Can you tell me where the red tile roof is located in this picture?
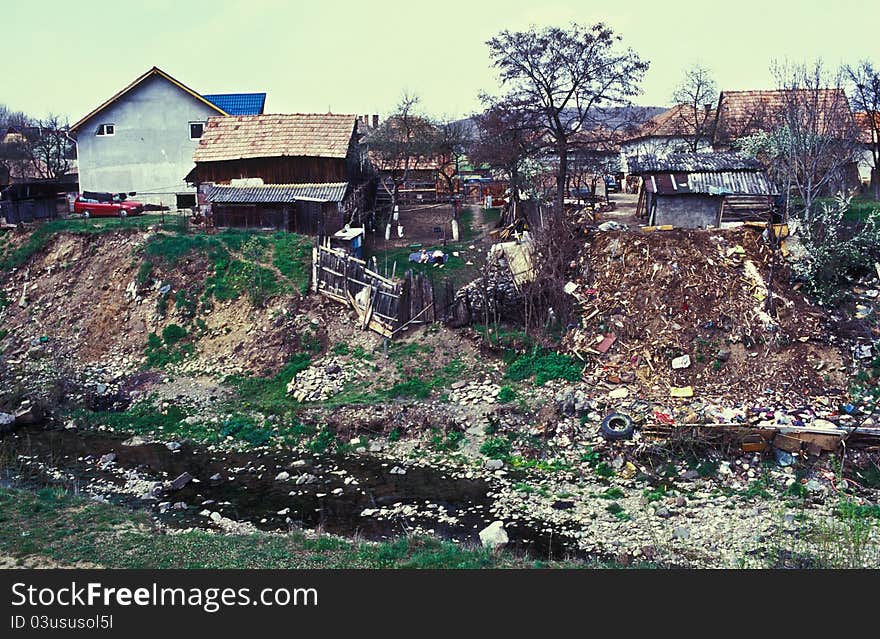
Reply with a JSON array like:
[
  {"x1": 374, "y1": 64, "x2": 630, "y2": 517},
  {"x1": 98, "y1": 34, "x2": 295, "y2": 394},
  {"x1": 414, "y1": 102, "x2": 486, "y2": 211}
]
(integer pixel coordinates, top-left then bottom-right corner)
[
  {"x1": 193, "y1": 113, "x2": 356, "y2": 163},
  {"x1": 855, "y1": 111, "x2": 880, "y2": 144},
  {"x1": 715, "y1": 89, "x2": 849, "y2": 143},
  {"x1": 629, "y1": 104, "x2": 717, "y2": 140}
]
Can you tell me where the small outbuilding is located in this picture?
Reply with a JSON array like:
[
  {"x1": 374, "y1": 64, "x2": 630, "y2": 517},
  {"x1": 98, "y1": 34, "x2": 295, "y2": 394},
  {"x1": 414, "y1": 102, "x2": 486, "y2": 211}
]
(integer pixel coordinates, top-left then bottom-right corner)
[{"x1": 628, "y1": 153, "x2": 777, "y2": 228}]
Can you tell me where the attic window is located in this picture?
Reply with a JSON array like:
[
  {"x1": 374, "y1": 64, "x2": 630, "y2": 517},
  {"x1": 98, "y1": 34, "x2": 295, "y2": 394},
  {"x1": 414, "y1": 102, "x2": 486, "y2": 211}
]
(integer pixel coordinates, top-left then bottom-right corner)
[
  {"x1": 96, "y1": 123, "x2": 115, "y2": 136},
  {"x1": 189, "y1": 122, "x2": 205, "y2": 139}
]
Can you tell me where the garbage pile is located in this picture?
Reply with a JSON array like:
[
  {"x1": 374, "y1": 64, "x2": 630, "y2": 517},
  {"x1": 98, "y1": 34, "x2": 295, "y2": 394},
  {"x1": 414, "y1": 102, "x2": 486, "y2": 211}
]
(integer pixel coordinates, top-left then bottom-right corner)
[{"x1": 563, "y1": 228, "x2": 849, "y2": 404}]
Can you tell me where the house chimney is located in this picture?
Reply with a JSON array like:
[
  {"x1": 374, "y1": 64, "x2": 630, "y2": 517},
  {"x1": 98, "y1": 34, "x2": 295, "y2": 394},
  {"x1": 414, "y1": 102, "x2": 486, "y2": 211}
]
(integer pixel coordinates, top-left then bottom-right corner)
[{"x1": 372, "y1": 114, "x2": 379, "y2": 128}]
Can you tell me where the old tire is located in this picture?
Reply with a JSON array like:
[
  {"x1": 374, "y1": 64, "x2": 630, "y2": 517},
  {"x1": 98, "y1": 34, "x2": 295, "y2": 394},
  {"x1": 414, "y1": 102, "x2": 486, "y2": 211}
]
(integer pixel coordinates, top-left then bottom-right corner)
[{"x1": 600, "y1": 412, "x2": 634, "y2": 441}]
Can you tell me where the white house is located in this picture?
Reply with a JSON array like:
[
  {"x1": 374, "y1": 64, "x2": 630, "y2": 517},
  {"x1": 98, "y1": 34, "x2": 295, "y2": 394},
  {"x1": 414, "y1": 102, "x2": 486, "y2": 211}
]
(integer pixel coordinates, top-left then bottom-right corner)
[{"x1": 68, "y1": 67, "x2": 265, "y2": 207}]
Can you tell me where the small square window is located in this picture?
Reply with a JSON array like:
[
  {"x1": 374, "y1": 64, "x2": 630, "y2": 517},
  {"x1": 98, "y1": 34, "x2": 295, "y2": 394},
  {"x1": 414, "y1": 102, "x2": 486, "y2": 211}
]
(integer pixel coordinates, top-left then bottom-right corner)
[
  {"x1": 189, "y1": 122, "x2": 205, "y2": 139},
  {"x1": 96, "y1": 123, "x2": 115, "y2": 136}
]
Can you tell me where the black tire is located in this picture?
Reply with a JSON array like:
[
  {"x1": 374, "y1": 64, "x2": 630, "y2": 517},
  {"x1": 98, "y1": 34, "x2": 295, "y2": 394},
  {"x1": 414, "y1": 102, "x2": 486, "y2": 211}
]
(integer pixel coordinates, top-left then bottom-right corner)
[{"x1": 599, "y1": 412, "x2": 634, "y2": 440}]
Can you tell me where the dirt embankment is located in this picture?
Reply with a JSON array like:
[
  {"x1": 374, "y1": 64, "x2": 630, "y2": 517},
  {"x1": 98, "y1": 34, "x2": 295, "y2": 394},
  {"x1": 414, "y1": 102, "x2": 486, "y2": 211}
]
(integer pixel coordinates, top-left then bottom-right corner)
[{"x1": 0, "y1": 229, "x2": 311, "y2": 379}]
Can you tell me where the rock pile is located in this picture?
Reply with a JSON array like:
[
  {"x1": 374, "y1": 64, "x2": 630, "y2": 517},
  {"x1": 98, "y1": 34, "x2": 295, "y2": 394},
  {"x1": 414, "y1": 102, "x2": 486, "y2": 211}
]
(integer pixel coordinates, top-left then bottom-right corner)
[
  {"x1": 286, "y1": 358, "x2": 349, "y2": 402},
  {"x1": 448, "y1": 380, "x2": 501, "y2": 405}
]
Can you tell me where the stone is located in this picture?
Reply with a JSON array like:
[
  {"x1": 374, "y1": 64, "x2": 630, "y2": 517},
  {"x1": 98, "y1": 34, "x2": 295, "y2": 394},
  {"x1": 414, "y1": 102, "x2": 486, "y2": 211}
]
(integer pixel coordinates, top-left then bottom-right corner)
[
  {"x1": 655, "y1": 506, "x2": 671, "y2": 518},
  {"x1": 170, "y1": 472, "x2": 193, "y2": 491},
  {"x1": 209, "y1": 473, "x2": 223, "y2": 482},
  {"x1": 484, "y1": 459, "x2": 504, "y2": 471},
  {"x1": 478, "y1": 521, "x2": 509, "y2": 550},
  {"x1": 671, "y1": 354, "x2": 691, "y2": 369},
  {"x1": 673, "y1": 526, "x2": 690, "y2": 540},
  {"x1": 295, "y1": 473, "x2": 317, "y2": 485},
  {"x1": 389, "y1": 466, "x2": 407, "y2": 475},
  {"x1": 99, "y1": 452, "x2": 117, "y2": 465},
  {"x1": 209, "y1": 511, "x2": 223, "y2": 523},
  {"x1": 275, "y1": 471, "x2": 291, "y2": 481},
  {"x1": 165, "y1": 442, "x2": 182, "y2": 452}
]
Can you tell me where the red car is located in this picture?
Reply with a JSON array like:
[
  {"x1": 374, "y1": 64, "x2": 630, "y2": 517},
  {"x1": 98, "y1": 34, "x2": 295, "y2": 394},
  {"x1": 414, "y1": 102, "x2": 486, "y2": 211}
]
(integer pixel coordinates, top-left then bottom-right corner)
[{"x1": 74, "y1": 191, "x2": 144, "y2": 217}]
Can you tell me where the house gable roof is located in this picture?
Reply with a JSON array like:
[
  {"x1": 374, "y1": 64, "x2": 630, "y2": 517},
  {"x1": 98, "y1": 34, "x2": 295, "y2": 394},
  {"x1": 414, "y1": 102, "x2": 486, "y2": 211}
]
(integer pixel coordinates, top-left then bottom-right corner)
[
  {"x1": 193, "y1": 113, "x2": 357, "y2": 163},
  {"x1": 714, "y1": 89, "x2": 849, "y2": 144},
  {"x1": 626, "y1": 103, "x2": 717, "y2": 141},
  {"x1": 69, "y1": 66, "x2": 228, "y2": 135}
]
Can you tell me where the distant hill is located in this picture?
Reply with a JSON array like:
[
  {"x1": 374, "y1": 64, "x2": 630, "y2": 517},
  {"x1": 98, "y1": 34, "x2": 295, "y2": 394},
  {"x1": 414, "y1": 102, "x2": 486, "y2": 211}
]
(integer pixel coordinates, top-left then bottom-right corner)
[{"x1": 455, "y1": 105, "x2": 668, "y2": 138}]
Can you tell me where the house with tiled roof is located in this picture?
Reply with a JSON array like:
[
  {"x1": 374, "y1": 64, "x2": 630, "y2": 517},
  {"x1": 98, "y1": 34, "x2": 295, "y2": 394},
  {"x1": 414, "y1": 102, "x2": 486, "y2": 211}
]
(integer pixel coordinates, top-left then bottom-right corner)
[
  {"x1": 712, "y1": 89, "x2": 850, "y2": 150},
  {"x1": 68, "y1": 67, "x2": 266, "y2": 207},
  {"x1": 188, "y1": 113, "x2": 366, "y2": 234},
  {"x1": 619, "y1": 103, "x2": 717, "y2": 171}
]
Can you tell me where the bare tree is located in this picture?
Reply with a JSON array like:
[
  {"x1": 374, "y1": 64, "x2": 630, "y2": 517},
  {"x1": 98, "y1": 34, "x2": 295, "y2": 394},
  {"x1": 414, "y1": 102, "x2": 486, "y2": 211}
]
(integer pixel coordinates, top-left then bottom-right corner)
[
  {"x1": 469, "y1": 99, "x2": 541, "y2": 219},
  {"x1": 365, "y1": 93, "x2": 441, "y2": 215},
  {"x1": 485, "y1": 22, "x2": 648, "y2": 217},
  {"x1": 769, "y1": 60, "x2": 859, "y2": 218},
  {"x1": 25, "y1": 114, "x2": 73, "y2": 180},
  {"x1": 671, "y1": 63, "x2": 718, "y2": 152},
  {"x1": 846, "y1": 60, "x2": 880, "y2": 199},
  {"x1": 435, "y1": 117, "x2": 470, "y2": 201}
]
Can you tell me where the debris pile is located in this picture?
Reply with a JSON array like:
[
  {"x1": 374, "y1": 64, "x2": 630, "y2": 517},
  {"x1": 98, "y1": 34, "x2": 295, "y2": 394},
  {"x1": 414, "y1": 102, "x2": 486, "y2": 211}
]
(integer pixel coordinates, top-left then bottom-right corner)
[
  {"x1": 286, "y1": 358, "x2": 350, "y2": 402},
  {"x1": 563, "y1": 228, "x2": 848, "y2": 403}
]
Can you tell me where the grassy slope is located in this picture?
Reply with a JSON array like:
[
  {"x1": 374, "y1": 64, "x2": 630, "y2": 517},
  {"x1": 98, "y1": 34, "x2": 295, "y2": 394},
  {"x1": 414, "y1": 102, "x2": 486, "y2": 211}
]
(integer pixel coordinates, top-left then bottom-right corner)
[{"x1": 0, "y1": 487, "x2": 594, "y2": 569}]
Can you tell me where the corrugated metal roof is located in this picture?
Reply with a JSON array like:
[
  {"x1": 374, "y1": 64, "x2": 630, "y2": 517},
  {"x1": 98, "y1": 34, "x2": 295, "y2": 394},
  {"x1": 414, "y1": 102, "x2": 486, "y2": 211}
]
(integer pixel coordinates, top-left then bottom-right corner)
[
  {"x1": 206, "y1": 182, "x2": 348, "y2": 204},
  {"x1": 687, "y1": 171, "x2": 775, "y2": 195},
  {"x1": 643, "y1": 171, "x2": 774, "y2": 195},
  {"x1": 203, "y1": 93, "x2": 267, "y2": 116},
  {"x1": 627, "y1": 152, "x2": 763, "y2": 174},
  {"x1": 193, "y1": 114, "x2": 356, "y2": 162}
]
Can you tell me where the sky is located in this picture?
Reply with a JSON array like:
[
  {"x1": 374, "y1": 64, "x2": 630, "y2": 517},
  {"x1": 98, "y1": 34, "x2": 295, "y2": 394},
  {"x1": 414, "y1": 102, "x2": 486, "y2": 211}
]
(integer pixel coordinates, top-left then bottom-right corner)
[{"x1": 2, "y1": 0, "x2": 878, "y2": 123}]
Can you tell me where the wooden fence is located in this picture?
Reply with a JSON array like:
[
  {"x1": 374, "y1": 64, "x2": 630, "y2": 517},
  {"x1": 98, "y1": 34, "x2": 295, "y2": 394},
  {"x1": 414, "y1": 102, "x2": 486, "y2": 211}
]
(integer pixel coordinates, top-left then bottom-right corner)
[{"x1": 312, "y1": 242, "x2": 437, "y2": 338}]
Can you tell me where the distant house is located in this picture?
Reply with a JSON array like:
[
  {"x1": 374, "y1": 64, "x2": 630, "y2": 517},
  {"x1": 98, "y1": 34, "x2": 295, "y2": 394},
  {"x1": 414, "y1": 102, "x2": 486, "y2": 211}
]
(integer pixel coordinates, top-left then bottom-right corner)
[
  {"x1": 620, "y1": 103, "x2": 716, "y2": 171},
  {"x1": 712, "y1": 89, "x2": 850, "y2": 150},
  {"x1": 68, "y1": 67, "x2": 266, "y2": 208},
  {"x1": 188, "y1": 113, "x2": 365, "y2": 234},
  {"x1": 628, "y1": 153, "x2": 776, "y2": 228}
]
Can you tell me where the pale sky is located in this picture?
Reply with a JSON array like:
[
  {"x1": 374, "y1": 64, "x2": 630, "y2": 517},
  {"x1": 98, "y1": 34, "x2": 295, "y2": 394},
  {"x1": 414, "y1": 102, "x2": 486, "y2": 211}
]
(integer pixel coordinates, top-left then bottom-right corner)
[{"x1": 2, "y1": 0, "x2": 878, "y2": 123}]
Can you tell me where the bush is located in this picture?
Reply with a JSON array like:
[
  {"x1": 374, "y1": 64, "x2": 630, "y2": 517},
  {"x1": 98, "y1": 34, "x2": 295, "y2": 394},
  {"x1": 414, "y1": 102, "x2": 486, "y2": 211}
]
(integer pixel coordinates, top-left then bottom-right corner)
[
  {"x1": 791, "y1": 194, "x2": 880, "y2": 303},
  {"x1": 480, "y1": 437, "x2": 511, "y2": 459},
  {"x1": 497, "y1": 386, "x2": 517, "y2": 402},
  {"x1": 162, "y1": 324, "x2": 187, "y2": 345},
  {"x1": 220, "y1": 416, "x2": 271, "y2": 446}
]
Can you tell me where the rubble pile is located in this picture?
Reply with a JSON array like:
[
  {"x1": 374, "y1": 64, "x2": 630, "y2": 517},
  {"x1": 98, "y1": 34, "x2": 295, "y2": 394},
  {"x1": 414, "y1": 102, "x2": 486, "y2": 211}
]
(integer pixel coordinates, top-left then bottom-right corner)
[
  {"x1": 285, "y1": 358, "x2": 350, "y2": 402},
  {"x1": 564, "y1": 228, "x2": 848, "y2": 403},
  {"x1": 448, "y1": 380, "x2": 501, "y2": 405}
]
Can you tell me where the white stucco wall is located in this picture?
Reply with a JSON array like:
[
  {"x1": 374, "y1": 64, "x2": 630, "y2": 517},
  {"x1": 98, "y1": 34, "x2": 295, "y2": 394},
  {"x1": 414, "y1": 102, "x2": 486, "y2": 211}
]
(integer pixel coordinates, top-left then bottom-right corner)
[{"x1": 73, "y1": 74, "x2": 220, "y2": 206}]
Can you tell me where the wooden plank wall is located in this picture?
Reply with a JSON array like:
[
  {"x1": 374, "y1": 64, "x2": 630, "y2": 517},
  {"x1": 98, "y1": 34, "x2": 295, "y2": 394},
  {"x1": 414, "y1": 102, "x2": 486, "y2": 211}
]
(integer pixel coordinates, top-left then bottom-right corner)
[{"x1": 313, "y1": 243, "x2": 437, "y2": 338}]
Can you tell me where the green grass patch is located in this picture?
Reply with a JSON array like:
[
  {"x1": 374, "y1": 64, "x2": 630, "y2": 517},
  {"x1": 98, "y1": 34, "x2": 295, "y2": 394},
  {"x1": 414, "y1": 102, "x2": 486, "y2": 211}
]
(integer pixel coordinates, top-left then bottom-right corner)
[{"x1": 506, "y1": 348, "x2": 582, "y2": 386}]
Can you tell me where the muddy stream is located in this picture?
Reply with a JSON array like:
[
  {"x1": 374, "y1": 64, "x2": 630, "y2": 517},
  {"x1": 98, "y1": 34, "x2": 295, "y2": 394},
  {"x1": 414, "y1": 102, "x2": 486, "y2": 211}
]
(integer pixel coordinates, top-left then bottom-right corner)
[{"x1": 2, "y1": 426, "x2": 576, "y2": 559}]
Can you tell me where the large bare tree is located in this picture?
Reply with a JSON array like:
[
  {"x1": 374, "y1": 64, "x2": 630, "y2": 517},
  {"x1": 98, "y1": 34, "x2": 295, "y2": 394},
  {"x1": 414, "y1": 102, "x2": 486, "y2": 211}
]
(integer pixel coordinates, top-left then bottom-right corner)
[
  {"x1": 671, "y1": 63, "x2": 718, "y2": 152},
  {"x1": 846, "y1": 60, "x2": 880, "y2": 199},
  {"x1": 485, "y1": 22, "x2": 648, "y2": 217}
]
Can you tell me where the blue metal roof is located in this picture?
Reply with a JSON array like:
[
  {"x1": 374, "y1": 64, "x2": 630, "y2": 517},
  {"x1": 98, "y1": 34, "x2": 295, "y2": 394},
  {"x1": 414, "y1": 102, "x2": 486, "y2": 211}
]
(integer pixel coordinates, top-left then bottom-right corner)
[{"x1": 202, "y1": 93, "x2": 266, "y2": 116}]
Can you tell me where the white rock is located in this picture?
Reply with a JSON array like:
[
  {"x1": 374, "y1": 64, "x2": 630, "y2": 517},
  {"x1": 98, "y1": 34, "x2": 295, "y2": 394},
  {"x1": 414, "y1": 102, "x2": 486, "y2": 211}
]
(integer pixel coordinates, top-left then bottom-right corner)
[{"x1": 479, "y1": 521, "x2": 509, "y2": 550}]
